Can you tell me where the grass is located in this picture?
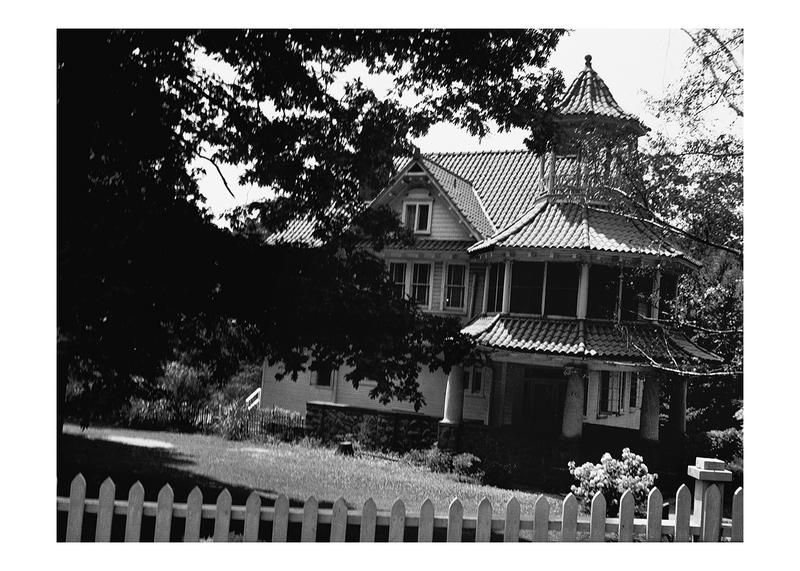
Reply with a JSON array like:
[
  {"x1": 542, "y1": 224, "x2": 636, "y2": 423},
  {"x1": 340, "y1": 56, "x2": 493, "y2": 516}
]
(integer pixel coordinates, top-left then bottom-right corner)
[{"x1": 58, "y1": 423, "x2": 564, "y2": 518}]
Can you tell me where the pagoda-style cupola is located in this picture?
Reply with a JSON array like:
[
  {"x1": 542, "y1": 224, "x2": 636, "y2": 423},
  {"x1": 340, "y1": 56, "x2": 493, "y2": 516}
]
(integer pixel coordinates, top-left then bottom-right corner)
[
  {"x1": 556, "y1": 55, "x2": 648, "y2": 137},
  {"x1": 544, "y1": 55, "x2": 650, "y2": 197}
]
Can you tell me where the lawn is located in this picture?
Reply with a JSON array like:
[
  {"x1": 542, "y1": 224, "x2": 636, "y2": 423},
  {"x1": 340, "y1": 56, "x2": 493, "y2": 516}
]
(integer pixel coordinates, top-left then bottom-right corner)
[{"x1": 58, "y1": 423, "x2": 564, "y2": 519}]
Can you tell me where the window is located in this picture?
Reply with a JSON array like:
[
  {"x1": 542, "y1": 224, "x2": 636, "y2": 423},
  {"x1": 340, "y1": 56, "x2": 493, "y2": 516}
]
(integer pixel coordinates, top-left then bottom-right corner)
[
  {"x1": 544, "y1": 263, "x2": 579, "y2": 317},
  {"x1": 465, "y1": 367, "x2": 483, "y2": 395},
  {"x1": 599, "y1": 371, "x2": 623, "y2": 415},
  {"x1": 510, "y1": 262, "x2": 545, "y2": 314},
  {"x1": 411, "y1": 263, "x2": 432, "y2": 307},
  {"x1": 445, "y1": 264, "x2": 467, "y2": 310},
  {"x1": 658, "y1": 273, "x2": 678, "y2": 321},
  {"x1": 485, "y1": 263, "x2": 505, "y2": 312},
  {"x1": 583, "y1": 376, "x2": 589, "y2": 417},
  {"x1": 403, "y1": 201, "x2": 432, "y2": 234},
  {"x1": 628, "y1": 372, "x2": 640, "y2": 408},
  {"x1": 587, "y1": 265, "x2": 620, "y2": 319},
  {"x1": 621, "y1": 268, "x2": 653, "y2": 321},
  {"x1": 312, "y1": 363, "x2": 333, "y2": 387},
  {"x1": 389, "y1": 262, "x2": 407, "y2": 299}
]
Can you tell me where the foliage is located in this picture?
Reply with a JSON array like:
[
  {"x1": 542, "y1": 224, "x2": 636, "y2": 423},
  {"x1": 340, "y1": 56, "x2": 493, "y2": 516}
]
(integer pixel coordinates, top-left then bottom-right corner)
[
  {"x1": 215, "y1": 404, "x2": 250, "y2": 441},
  {"x1": 403, "y1": 447, "x2": 485, "y2": 484},
  {"x1": 57, "y1": 29, "x2": 567, "y2": 426},
  {"x1": 639, "y1": 29, "x2": 744, "y2": 435},
  {"x1": 567, "y1": 448, "x2": 657, "y2": 515}
]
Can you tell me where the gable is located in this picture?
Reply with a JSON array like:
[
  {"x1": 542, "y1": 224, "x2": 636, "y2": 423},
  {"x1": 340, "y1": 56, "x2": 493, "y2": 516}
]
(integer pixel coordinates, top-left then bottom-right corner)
[{"x1": 385, "y1": 186, "x2": 474, "y2": 241}]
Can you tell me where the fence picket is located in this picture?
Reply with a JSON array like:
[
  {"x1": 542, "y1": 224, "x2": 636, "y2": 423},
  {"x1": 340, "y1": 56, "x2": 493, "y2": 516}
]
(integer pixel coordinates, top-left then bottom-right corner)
[
  {"x1": 154, "y1": 484, "x2": 174, "y2": 542},
  {"x1": 213, "y1": 489, "x2": 232, "y2": 542},
  {"x1": 731, "y1": 487, "x2": 743, "y2": 542},
  {"x1": 589, "y1": 492, "x2": 606, "y2": 542},
  {"x1": 533, "y1": 495, "x2": 550, "y2": 542},
  {"x1": 330, "y1": 497, "x2": 348, "y2": 542},
  {"x1": 359, "y1": 498, "x2": 376, "y2": 543},
  {"x1": 646, "y1": 487, "x2": 663, "y2": 542},
  {"x1": 183, "y1": 487, "x2": 203, "y2": 542},
  {"x1": 244, "y1": 492, "x2": 262, "y2": 542},
  {"x1": 389, "y1": 499, "x2": 406, "y2": 542},
  {"x1": 504, "y1": 497, "x2": 520, "y2": 542},
  {"x1": 618, "y1": 489, "x2": 634, "y2": 542},
  {"x1": 476, "y1": 498, "x2": 492, "y2": 542},
  {"x1": 94, "y1": 477, "x2": 115, "y2": 542},
  {"x1": 301, "y1": 496, "x2": 319, "y2": 542},
  {"x1": 124, "y1": 481, "x2": 145, "y2": 542},
  {"x1": 272, "y1": 494, "x2": 290, "y2": 542},
  {"x1": 561, "y1": 493, "x2": 578, "y2": 542},
  {"x1": 447, "y1": 498, "x2": 463, "y2": 543},
  {"x1": 674, "y1": 484, "x2": 691, "y2": 542},
  {"x1": 418, "y1": 499, "x2": 434, "y2": 542},
  {"x1": 65, "y1": 474, "x2": 86, "y2": 542},
  {"x1": 701, "y1": 484, "x2": 722, "y2": 542},
  {"x1": 57, "y1": 469, "x2": 745, "y2": 544}
]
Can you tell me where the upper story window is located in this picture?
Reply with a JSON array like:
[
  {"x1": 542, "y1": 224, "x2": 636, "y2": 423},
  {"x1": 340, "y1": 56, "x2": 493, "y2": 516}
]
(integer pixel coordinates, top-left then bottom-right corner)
[
  {"x1": 403, "y1": 201, "x2": 432, "y2": 234},
  {"x1": 587, "y1": 265, "x2": 620, "y2": 319},
  {"x1": 411, "y1": 262, "x2": 432, "y2": 307},
  {"x1": 658, "y1": 273, "x2": 678, "y2": 321},
  {"x1": 621, "y1": 268, "x2": 654, "y2": 321},
  {"x1": 389, "y1": 262, "x2": 407, "y2": 299},
  {"x1": 485, "y1": 262, "x2": 505, "y2": 313},
  {"x1": 510, "y1": 262, "x2": 545, "y2": 314},
  {"x1": 444, "y1": 264, "x2": 467, "y2": 310},
  {"x1": 544, "y1": 263, "x2": 579, "y2": 317}
]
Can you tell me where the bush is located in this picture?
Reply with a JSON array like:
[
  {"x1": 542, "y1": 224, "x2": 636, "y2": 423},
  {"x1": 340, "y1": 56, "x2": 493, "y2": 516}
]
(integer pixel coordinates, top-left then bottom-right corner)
[
  {"x1": 216, "y1": 404, "x2": 250, "y2": 441},
  {"x1": 403, "y1": 447, "x2": 485, "y2": 484},
  {"x1": 567, "y1": 448, "x2": 657, "y2": 516},
  {"x1": 125, "y1": 398, "x2": 174, "y2": 428}
]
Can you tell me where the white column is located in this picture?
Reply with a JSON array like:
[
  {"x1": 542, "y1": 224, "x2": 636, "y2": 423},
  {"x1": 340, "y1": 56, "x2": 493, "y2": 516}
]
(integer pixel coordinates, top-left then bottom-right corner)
[
  {"x1": 561, "y1": 369, "x2": 585, "y2": 439},
  {"x1": 639, "y1": 374, "x2": 660, "y2": 442},
  {"x1": 442, "y1": 365, "x2": 465, "y2": 424},
  {"x1": 501, "y1": 259, "x2": 512, "y2": 313},
  {"x1": 576, "y1": 263, "x2": 589, "y2": 318}
]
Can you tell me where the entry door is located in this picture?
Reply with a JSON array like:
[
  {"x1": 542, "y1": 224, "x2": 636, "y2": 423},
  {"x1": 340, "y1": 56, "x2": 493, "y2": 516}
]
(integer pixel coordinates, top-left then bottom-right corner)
[{"x1": 523, "y1": 379, "x2": 566, "y2": 436}]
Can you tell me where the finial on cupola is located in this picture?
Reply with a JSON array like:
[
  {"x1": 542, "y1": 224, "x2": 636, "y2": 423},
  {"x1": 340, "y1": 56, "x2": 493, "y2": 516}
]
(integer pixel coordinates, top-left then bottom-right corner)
[{"x1": 585, "y1": 54, "x2": 593, "y2": 69}]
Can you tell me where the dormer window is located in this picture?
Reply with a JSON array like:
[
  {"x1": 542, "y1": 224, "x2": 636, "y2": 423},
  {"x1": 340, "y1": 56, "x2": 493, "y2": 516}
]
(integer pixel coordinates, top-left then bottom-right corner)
[{"x1": 403, "y1": 201, "x2": 432, "y2": 234}]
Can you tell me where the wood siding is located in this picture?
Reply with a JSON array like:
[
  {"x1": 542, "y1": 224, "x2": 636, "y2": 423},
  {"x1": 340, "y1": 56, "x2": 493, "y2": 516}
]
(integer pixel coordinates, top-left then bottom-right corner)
[
  {"x1": 388, "y1": 187, "x2": 473, "y2": 241},
  {"x1": 261, "y1": 361, "x2": 488, "y2": 422}
]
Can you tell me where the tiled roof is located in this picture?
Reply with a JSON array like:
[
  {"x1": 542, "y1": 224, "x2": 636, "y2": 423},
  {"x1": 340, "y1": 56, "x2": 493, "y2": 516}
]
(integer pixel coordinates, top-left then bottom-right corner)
[
  {"x1": 556, "y1": 55, "x2": 646, "y2": 132},
  {"x1": 469, "y1": 199, "x2": 690, "y2": 262},
  {"x1": 420, "y1": 157, "x2": 496, "y2": 237},
  {"x1": 264, "y1": 217, "x2": 321, "y2": 246},
  {"x1": 423, "y1": 151, "x2": 578, "y2": 230},
  {"x1": 463, "y1": 315, "x2": 721, "y2": 364},
  {"x1": 378, "y1": 239, "x2": 476, "y2": 252}
]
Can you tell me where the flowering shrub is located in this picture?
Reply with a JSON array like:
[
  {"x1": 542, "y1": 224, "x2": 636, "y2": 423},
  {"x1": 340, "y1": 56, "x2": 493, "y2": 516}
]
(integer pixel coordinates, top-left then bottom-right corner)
[{"x1": 567, "y1": 448, "x2": 657, "y2": 515}]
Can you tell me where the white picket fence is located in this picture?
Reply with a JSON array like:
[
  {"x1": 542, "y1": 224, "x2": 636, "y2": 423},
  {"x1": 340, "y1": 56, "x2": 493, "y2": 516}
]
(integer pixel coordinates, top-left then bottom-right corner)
[{"x1": 57, "y1": 473, "x2": 742, "y2": 542}]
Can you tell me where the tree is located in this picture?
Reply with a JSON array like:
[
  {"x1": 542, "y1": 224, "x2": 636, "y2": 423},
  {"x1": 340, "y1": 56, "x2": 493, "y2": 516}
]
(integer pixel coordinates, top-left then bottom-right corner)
[
  {"x1": 57, "y1": 29, "x2": 567, "y2": 429},
  {"x1": 641, "y1": 29, "x2": 743, "y2": 433}
]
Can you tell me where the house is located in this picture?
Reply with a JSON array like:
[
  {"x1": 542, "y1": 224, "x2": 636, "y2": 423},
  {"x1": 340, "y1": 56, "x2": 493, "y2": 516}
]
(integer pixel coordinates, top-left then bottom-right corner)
[{"x1": 259, "y1": 55, "x2": 721, "y2": 455}]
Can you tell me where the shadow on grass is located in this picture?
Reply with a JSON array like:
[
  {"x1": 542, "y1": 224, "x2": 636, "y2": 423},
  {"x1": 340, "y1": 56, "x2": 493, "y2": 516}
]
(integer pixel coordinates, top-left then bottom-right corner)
[{"x1": 57, "y1": 432, "x2": 289, "y2": 541}]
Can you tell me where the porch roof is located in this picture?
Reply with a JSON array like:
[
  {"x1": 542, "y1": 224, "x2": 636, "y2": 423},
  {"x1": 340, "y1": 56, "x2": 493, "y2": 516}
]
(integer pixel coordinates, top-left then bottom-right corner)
[{"x1": 462, "y1": 314, "x2": 722, "y2": 365}]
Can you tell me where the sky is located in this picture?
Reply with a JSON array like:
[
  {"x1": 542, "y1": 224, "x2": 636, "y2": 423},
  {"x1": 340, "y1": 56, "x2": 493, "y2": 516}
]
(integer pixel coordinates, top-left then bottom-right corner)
[{"x1": 198, "y1": 29, "x2": 694, "y2": 218}]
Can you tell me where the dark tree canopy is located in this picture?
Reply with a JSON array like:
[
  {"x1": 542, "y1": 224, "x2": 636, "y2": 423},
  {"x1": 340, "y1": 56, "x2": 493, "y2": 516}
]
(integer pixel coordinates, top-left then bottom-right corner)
[{"x1": 58, "y1": 29, "x2": 567, "y2": 424}]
